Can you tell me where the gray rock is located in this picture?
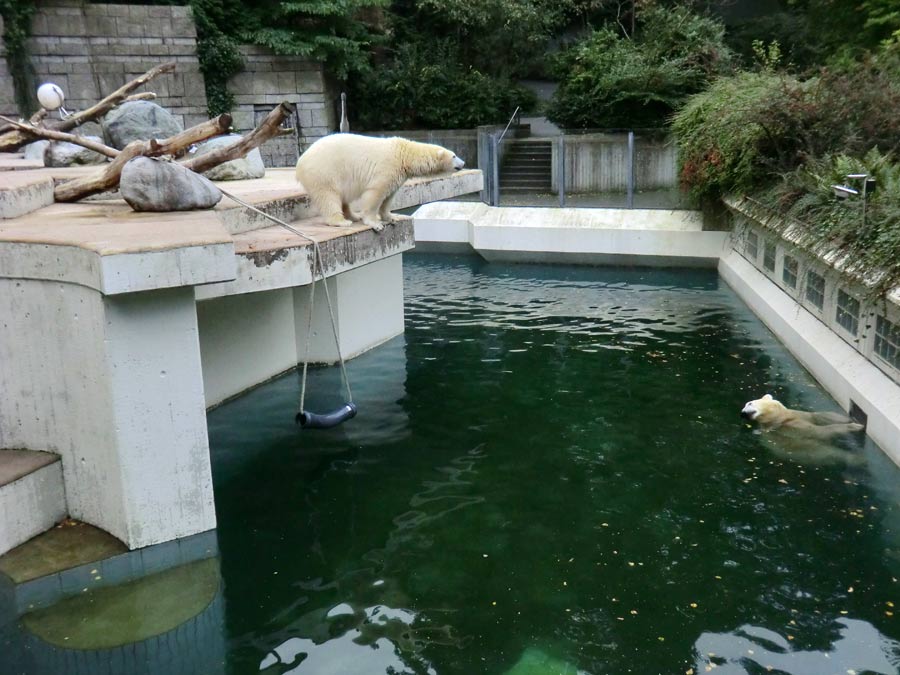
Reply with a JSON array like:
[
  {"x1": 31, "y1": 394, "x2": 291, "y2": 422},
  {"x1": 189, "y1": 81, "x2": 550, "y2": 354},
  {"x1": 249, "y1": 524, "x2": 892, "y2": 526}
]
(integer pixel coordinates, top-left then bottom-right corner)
[
  {"x1": 102, "y1": 101, "x2": 183, "y2": 150},
  {"x1": 190, "y1": 134, "x2": 266, "y2": 181},
  {"x1": 45, "y1": 136, "x2": 109, "y2": 167},
  {"x1": 23, "y1": 140, "x2": 49, "y2": 163},
  {"x1": 120, "y1": 157, "x2": 222, "y2": 212}
]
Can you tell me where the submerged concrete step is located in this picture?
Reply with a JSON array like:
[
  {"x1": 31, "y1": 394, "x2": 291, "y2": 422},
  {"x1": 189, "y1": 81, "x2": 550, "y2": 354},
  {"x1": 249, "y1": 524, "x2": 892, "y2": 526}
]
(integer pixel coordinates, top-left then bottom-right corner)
[{"x1": 0, "y1": 450, "x2": 66, "y2": 557}]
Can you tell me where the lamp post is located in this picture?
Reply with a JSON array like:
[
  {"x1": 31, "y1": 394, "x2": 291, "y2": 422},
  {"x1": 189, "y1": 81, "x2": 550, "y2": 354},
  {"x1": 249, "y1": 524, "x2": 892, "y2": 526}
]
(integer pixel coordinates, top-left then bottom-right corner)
[{"x1": 831, "y1": 173, "x2": 876, "y2": 230}]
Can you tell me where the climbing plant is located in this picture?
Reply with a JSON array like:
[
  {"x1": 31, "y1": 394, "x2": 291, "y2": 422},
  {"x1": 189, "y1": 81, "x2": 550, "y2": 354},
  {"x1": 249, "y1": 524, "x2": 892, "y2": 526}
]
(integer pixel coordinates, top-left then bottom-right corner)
[{"x1": 0, "y1": 0, "x2": 37, "y2": 116}]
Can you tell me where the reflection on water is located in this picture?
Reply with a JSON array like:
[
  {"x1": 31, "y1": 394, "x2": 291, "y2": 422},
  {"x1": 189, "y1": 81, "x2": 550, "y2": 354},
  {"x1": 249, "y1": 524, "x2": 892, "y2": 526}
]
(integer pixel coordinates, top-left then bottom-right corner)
[
  {"x1": 695, "y1": 619, "x2": 900, "y2": 674},
  {"x1": 260, "y1": 603, "x2": 459, "y2": 674},
  {"x1": 207, "y1": 254, "x2": 900, "y2": 674}
]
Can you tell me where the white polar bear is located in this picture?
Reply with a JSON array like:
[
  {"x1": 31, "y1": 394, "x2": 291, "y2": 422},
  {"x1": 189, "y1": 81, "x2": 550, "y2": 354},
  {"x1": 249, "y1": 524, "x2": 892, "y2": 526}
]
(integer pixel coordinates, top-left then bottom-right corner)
[
  {"x1": 295, "y1": 133, "x2": 465, "y2": 232},
  {"x1": 741, "y1": 394, "x2": 865, "y2": 465}
]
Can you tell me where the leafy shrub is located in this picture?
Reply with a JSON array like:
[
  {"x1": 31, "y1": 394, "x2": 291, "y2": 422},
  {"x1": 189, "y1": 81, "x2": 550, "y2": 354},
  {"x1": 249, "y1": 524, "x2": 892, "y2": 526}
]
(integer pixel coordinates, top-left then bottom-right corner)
[
  {"x1": 673, "y1": 50, "x2": 900, "y2": 203},
  {"x1": 761, "y1": 150, "x2": 900, "y2": 296},
  {"x1": 546, "y1": 4, "x2": 733, "y2": 129},
  {"x1": 351, "y1": 40, "x2": 536, "y2": 130}
]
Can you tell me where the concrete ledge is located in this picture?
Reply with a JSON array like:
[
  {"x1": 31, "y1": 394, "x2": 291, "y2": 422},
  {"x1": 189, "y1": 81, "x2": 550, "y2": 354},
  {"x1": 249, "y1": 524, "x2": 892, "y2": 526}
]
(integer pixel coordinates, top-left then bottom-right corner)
[
  {"x1": 0, "y1": 173, "x2": 54, "y2": 220},
  {"x1": 719, "y1": 249, "x2": 900, "y2": 464},
  {"x1": 0, "y1": 454, "x2": 66, "y2": 558},
  {"x1": 414, "y1": 202, "x2": 726, "y2": 267}
]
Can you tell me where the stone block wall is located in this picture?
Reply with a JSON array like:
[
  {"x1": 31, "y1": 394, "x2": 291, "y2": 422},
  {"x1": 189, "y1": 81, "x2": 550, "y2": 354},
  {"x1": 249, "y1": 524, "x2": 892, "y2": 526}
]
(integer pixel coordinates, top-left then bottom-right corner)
[
  {"x1": 0, "y1": 2, "x2": 336, "y2": 166},
  {"x1": 228, "y1": 45, "x2": 337, "y2": 166},
  {"x1": 11, "y1": 1, "x2": 209, "y2": 128}
]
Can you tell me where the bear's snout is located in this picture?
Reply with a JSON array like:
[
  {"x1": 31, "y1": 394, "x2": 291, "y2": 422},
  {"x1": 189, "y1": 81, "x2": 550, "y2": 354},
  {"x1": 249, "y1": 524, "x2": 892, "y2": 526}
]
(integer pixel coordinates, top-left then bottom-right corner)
[
  {"x1": 452, "y1": 155, "x2": 465, "y2": 170},
  {"x1": 740, "y1": 402, "x2": 758, "y2": 420}
]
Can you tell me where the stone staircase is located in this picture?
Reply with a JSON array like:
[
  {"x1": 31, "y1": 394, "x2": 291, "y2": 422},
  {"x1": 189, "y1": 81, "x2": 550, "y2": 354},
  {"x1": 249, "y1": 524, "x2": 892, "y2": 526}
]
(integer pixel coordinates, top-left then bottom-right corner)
[
  {"x1": 0, "y1": 450, "x2": 66, "y2": 558},
  {"x1": 499, "y1": 140, "x2": 553, "y2": 192}
]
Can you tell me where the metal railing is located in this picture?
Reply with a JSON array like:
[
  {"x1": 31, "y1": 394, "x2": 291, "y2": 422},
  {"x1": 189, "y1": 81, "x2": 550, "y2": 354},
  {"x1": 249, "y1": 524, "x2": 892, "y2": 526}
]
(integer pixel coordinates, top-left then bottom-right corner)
[{"x1": 481, "y1": 128, "x2": 679, "y2": 210}]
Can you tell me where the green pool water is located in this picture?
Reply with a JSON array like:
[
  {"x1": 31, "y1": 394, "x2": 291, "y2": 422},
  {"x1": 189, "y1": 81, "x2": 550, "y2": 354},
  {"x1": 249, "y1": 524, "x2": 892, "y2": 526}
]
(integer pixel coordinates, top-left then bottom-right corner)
[
  {"x1": 209, "y1": 254, "x2": 900, "y2": 675},
  {"x1": 3, "y1": 253, "x2": 899, "y2": 675}
]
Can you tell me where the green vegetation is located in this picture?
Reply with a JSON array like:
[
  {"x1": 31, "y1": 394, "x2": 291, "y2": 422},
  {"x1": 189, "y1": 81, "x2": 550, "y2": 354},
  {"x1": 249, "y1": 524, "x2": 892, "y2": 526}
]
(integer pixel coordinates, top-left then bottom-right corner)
[
  {"x1": 546, "y1": 5, "x2": 733, "y2": 129},
  {"x1": 674, "y1": 46, "x2": 900, "y2": 294},
  {"x1": 0, "y1": 0, "x2": 37, "y2": 115}
]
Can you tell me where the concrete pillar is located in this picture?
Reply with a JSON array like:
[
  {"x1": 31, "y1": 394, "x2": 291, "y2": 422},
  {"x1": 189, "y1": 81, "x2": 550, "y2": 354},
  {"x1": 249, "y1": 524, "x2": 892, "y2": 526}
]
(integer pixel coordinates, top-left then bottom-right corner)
[
  {"x1": 197, "y1": 289, "x2": 298, "y2": 408},
  {"x1": 293, "y1": 254, "x2": 405, "y2": 364},
  {"x1": 0, "y1": 279, "x2": 215, "y2": 550}
]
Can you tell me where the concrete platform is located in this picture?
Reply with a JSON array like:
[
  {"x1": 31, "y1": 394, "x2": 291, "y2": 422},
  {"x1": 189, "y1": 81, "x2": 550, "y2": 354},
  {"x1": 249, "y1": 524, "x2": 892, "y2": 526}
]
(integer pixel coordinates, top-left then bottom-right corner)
[
  {"x1": 413, "y1": 201, "x2": 726, "y2": 267},
  {"x1": 0, "y1": 162, "x2": 483, "y2": 552}
]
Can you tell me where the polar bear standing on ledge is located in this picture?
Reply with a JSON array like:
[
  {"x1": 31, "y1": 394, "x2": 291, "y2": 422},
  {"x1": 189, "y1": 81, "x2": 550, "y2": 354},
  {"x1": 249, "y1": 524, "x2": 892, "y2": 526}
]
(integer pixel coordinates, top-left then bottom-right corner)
[{"x1": 296, "y1": 133, "x2": 465, "y2": 232}]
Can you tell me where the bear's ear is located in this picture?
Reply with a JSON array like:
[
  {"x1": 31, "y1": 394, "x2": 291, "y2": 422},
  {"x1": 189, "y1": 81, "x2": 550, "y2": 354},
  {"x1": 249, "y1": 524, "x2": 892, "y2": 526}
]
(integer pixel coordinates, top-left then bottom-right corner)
[{"x1": 762, "y1": 394, "x2": 773, "y2": 400}]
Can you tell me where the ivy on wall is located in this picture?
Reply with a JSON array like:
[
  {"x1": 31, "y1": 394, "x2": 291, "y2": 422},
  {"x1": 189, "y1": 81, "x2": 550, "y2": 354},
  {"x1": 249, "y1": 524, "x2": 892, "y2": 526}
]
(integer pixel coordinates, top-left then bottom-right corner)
[{"x1": 0, "y1": 0, "x2": 37, "y2": 116}]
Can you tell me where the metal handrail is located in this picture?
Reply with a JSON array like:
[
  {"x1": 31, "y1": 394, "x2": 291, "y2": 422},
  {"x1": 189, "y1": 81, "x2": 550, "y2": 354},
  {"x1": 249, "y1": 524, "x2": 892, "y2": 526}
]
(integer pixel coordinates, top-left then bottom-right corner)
[{"x1": 497, "y1": 106, "x2": 521, "y2": 145}]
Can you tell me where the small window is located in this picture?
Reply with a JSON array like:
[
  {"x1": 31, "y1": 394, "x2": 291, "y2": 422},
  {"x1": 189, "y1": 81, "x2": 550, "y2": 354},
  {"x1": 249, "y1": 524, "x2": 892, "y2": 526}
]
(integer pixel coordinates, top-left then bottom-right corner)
[
  {"x1": 835, "y1": 289, "x2": 860, "y2": 336},
  {"x1": 763, "y1": 241, "x2": 776, "y2": 272},
  {"x1": 874, "y1": 315, "x2": 900, "y2": 369},
  {"x1": 805, "y1": 270, "x2": 824, "y2": 310},
  {"x1": 782, "y1": 255, "x2": 798, "y2": 289},
  {"x1": 744, "y1": 231, "x2": 758, "y2": 260}
]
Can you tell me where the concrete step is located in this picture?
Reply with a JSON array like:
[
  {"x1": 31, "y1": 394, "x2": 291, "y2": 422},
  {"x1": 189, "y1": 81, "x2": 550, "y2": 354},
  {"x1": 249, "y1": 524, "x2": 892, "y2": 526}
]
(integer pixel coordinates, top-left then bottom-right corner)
[{"x1": 0, "y1": 450, "x2": 67, "y2": 558}]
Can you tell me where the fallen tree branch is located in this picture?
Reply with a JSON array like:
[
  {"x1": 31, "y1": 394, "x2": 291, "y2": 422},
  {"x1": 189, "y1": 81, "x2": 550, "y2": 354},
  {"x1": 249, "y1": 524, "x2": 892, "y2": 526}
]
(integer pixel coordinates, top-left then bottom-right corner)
[
  {"x1": 0, "y1": 61, "x2": 176, "y2": 152},
  {"x1": 54, "y1": 113, "x2": 233, "y2": 202},
  {"x1": 0, "y1": 115, "x2": 120, "y2": 158},
  {"x1": 181, "y1": 101, "x2": 296, "y2": 174}
]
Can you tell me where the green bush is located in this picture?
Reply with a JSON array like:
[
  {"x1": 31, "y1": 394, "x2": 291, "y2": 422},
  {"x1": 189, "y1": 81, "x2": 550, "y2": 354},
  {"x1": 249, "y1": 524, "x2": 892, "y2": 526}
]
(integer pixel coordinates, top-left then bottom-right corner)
[
  {"x1": 546, "y1": 4, "x2": 733, "y2": 129},
  {"x1": 673, "y1": 51, "x2": 900, "y2": 203},
  {"x1": 351, "y1": 40, "x2": 536, "y2": 130},
  {"x1": 762, "y1": 150, "x2": 900, "y2": 296}
]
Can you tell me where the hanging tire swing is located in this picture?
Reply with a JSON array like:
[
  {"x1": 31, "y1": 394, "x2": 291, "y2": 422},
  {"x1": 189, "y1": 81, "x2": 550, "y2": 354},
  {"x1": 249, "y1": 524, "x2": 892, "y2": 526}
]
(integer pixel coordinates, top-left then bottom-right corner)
[{"x1": 218, "y1": 188, "x2": 356, "y2": 430}]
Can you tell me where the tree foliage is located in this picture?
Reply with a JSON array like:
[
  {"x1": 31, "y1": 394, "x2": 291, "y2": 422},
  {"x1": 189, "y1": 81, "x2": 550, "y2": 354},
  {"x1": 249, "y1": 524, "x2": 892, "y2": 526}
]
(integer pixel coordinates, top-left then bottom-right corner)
[
  {"x1": 351, "y1": 40, "x2": 536, "y2": 130},
  {"x1": 673, "y1": 50, "x2": 900, "y2": 202},
  {"x1": 546, "y1": 4, "x2": 733, "y2": 129}
]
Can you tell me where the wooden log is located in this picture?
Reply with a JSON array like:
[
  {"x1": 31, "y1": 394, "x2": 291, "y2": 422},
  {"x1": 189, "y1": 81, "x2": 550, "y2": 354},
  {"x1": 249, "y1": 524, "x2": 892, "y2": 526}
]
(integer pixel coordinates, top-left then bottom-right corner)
[
  {"x1": 0, "y1": 115, "x2": 119, "y2": 158},
  {"x1": 54, "y1": 113, "x2": 233, "y2": 202},
  {"x1": 181, "y1": 102, "x2": 296, "y2": 174},
  {"x1": 0, "y1": 61, "x2": 176, "y2": 152}
]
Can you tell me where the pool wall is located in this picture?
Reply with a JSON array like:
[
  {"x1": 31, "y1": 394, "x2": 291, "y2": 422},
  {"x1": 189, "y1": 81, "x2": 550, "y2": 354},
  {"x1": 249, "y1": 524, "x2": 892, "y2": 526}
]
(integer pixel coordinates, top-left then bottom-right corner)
[{"x1": 413, "y1": 202, "x2": 728, "y2": 267}]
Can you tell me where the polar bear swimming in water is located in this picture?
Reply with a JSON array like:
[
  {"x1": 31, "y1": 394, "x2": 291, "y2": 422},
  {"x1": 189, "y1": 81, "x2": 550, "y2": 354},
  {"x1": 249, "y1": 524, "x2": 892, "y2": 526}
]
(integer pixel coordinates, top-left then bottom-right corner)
[
  {"x1": 295, "y1": 133, "x2": 465, "y2": 232},
  {"x1": 741, "y1": 394, "x2": 865, "y2": 465}
]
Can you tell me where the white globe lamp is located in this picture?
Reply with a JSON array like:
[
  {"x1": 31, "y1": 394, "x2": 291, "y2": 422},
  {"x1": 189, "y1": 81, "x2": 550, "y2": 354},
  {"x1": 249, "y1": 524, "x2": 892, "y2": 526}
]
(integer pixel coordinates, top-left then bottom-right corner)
[{"x1": 36, "y1": 83, "x2": 66, "y2": 112}]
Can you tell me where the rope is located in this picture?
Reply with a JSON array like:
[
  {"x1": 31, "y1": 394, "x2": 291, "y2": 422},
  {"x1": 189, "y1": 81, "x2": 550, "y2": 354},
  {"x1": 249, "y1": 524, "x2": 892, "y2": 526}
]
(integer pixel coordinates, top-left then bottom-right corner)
[{"x1": 216, "y1": 187, "x2": 353, "y2": 407}]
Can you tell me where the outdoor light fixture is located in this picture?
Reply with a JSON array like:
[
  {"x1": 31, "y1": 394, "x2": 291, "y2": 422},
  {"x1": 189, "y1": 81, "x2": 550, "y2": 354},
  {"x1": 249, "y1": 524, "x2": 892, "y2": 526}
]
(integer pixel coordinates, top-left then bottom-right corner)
[
  {"x1": 831, "y1": 184, "x2": 859, "y2": 200},
  {"x1": 832, "y1": 173, "x2": 876, "y2": 228},
  {"x1": 36, "y1": 82, "x2": 69, "y2": 117}
]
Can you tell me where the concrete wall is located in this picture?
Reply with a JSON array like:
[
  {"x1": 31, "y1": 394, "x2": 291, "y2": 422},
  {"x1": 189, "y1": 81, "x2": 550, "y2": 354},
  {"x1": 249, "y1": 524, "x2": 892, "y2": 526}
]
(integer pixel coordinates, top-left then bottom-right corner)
[
  {"x1": 227, "y1": 45, "x2": 336, "y2": 166},
  {"x1": 412, "y1": 202, "x2": 726, "y2": 267},
  {"x1": 0, "y1": 2, "x2": 336, "y2": 166},
  {"x1": 551, "y1": 134, "x2": 678, "y2": 193},
  {"x1": 197, "y1": 289, "x2": 298, "y2": 408},
  {"x1": 365, "y1": 129, "x2": 480, "y2": 170},
  {"x1": 0, "y1": 278, "x2": 216, "y2": 550},
  {"x1": 1, "y1": 1, "x2": 208, "y2": 127}
]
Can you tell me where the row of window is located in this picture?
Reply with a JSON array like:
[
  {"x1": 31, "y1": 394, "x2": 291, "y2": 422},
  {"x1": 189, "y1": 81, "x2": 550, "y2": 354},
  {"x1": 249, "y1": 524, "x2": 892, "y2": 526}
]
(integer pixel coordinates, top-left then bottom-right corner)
[{"x1": 743, "y1": 229, "x2": 900, "y2": 373}]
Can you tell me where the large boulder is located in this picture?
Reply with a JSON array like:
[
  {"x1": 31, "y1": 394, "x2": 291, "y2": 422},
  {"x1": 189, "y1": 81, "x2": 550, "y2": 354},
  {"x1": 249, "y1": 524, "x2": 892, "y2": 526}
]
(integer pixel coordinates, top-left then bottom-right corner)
[
  {"x1": 44, "y1": 137, "x2": 108, "y2": 167},
  {"x1": 22, "y1": 140, "x2": 49, "y2": 163},
  {"x1": 120, "y1": 157, "x2": 222, "y2": 212},
  {"x1": 102, "y1": 101, "x2": 183, "y2": 150},
  {"x1": 190, "y1": 134, "x2": 266, "y2": 181}
]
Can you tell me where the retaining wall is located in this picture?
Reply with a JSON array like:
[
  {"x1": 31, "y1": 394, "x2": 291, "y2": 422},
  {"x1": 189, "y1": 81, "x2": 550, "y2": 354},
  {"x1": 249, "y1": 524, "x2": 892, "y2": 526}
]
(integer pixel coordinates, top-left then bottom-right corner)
[{"x1": 551, "y1": 133, "x2": 678, "y2": 193}]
